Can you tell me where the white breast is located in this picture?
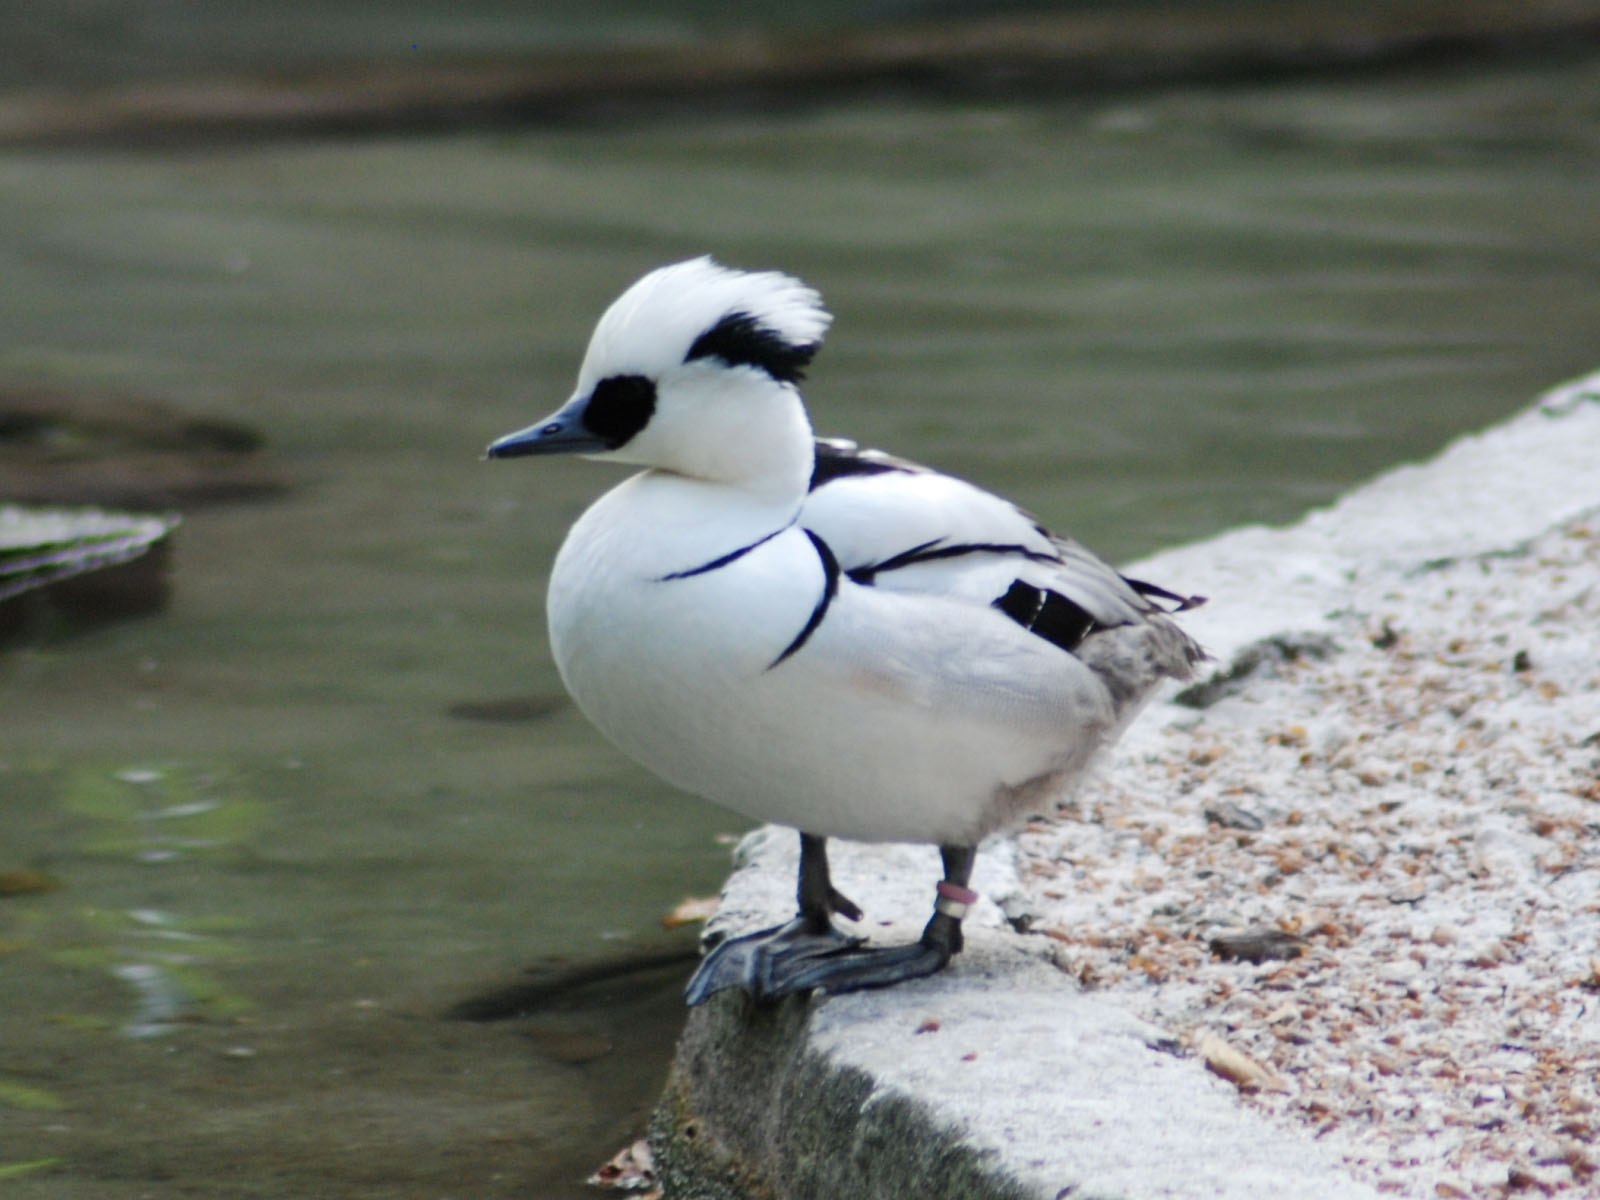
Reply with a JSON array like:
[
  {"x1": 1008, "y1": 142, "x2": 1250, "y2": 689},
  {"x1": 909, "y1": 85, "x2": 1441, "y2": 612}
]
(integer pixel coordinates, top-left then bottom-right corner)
[{"x1": 547, "y1": 471, "x2": 1120, "y2": 844}]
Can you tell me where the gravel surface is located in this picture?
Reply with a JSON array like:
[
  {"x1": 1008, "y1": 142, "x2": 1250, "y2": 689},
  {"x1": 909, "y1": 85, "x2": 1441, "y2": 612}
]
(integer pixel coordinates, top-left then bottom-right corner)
[{"x1": 1014, "y1": 380, "x2": 1600, "y2": 1198}]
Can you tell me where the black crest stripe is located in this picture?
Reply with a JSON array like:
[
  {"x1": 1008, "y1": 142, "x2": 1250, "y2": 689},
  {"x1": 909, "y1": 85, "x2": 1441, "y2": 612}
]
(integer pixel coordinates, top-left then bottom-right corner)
[
  {"x1": 686, "y1": 311, "x2": 817, "y2": 384},
  {"x1": 768, "y1": 530, "x2": 840, "y2": 670}
]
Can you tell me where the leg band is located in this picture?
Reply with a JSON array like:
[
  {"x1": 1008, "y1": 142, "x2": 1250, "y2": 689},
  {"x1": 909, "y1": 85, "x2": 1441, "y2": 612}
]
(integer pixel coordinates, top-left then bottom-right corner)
[{"x1": 934, "y1": 881, "x2": 979, "y2": 920}]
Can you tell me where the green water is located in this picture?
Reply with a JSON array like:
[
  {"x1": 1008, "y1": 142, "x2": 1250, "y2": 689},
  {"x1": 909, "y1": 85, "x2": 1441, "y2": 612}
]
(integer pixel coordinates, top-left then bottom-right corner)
[{"x1": 3, "y1": 52, "x2": 1599, "y2": 1198}]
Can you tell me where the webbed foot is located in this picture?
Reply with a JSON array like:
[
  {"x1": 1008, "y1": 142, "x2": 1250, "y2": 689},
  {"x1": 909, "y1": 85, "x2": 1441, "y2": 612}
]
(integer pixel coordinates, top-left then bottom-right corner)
[
  {"x1": 684, "y1": 917, "x2": 863, "y2": 1006},
  {"x1": 684, "y1": 834, "x2": 977, "y2": 1006},
  {"x1": 685, "y1": 910, "x2": 964, "y2": 1005},
  {"x1": 775, "y1": 913, "x2": 961, "y2": 997}
]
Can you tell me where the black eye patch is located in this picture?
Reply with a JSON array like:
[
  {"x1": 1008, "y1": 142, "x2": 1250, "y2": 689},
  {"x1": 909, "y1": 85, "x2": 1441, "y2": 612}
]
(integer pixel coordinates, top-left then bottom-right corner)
[
  {"x1": 686, "y1": 311, "x2": 818, "y2": 384},
  {"x1": 582, "y1": 374, "x2": 657, "y2": 449}
]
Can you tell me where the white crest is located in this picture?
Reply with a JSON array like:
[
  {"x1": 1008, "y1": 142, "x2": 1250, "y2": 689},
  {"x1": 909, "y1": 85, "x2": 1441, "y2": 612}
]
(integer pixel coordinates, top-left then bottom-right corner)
[{"x1": 575, "y1": 256, "x2": 832, "y2": 390}]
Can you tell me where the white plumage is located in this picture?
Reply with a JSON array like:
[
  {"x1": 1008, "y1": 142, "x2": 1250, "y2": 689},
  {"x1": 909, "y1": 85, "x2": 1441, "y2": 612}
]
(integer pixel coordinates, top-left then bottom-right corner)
[{"x1": 488, "y1": 257, "x2": 1204, "y2": 1001}]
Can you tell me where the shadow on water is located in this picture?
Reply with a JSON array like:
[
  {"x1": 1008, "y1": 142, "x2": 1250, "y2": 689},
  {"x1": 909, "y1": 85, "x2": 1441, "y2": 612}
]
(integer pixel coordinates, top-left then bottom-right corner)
[
  {"x1": 447, "y1": 948, "x2": 701, "y2": 1024},
  {"x1": 2, "y1": 11, "x2": 1600, "y2": 1196}
]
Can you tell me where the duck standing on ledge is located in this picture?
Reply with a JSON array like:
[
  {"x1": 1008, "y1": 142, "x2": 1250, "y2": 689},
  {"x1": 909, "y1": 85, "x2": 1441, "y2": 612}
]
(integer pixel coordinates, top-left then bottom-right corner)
[{"x1": 487, "y1": 257, "x2": 1206, "y2": 1006}]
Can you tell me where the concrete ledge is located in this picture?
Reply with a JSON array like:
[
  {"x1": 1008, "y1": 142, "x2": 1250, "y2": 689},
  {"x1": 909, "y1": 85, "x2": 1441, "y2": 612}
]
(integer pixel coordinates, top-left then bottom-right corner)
[{"x1": 654, "y1": 844, "x2": 1382, "y2": 1200}]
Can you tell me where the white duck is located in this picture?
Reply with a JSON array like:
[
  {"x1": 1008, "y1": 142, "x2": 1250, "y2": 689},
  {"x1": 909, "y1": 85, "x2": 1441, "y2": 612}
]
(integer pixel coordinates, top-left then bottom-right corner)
[{"x1": 487, "y1": 257, "x2": 1205, "y2": 1005}]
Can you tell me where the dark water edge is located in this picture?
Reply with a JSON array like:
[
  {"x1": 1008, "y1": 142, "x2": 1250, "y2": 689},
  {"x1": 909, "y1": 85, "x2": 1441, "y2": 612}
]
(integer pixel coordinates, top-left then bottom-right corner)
[{"x1": 3, "y1": 1, "x2": 1599, "y2": 147}]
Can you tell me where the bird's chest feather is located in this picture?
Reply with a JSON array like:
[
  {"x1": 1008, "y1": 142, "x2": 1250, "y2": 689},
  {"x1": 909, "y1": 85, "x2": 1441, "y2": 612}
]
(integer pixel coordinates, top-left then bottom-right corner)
[{"x1": 546, "y1": 478, "x2": 823, "y2": 728}]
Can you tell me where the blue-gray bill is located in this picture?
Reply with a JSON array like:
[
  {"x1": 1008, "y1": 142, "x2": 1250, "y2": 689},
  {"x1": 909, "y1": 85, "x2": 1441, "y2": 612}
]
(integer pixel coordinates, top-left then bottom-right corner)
[{"x1": 485, "y1": 405, "x2": 606, "y2": 459}]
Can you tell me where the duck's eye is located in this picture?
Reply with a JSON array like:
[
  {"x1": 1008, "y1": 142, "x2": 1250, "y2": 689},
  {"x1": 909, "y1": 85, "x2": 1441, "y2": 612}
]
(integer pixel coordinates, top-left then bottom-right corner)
[{"x1": 582, "y1": 374, "x2": 657, "y2": 449}]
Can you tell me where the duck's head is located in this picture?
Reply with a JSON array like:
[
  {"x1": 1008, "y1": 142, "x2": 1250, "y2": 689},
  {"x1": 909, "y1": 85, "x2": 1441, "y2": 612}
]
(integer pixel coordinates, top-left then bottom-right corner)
[{"x1": 487, "y1": 257, "x2": 831, "y2": 493}]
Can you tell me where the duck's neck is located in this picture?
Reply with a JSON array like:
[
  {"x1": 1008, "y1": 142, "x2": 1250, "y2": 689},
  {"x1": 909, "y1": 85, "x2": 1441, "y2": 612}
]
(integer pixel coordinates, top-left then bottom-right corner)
[
  {"x1": 652, "y1": 380, "x2": 815, "y2": 508},
  {"x1": 710, "y1": 391, "x2": 814, "y2": 506}
]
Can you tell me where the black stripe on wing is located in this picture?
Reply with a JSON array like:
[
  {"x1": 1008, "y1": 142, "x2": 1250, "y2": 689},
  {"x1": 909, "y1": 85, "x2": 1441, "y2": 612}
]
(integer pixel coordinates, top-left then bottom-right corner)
[
  {"x1": 992, "y1": 579, "x2": 1113, "y2": 654},
  {"x1": 767, "y1": 529, "x2": 841, "y2": 670},
  {"x1": 846, "y1": 540, "x2": 1060, "y2": 586},
  {"x1": 840, "y1": 533, "x2": 1113, "y2": 655}
]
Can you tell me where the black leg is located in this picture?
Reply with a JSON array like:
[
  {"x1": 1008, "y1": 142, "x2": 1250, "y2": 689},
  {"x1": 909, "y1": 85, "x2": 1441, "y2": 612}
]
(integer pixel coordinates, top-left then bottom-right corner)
[
  {"x1": 798, "y1": 832, "x2": 863, "y2": 927},
  {"x1": 922, "y1": 843, "x2": 977, "y2": 957},
  {"x1": 684, "y1": 837, "x2": 979, "y2": 1006}
]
